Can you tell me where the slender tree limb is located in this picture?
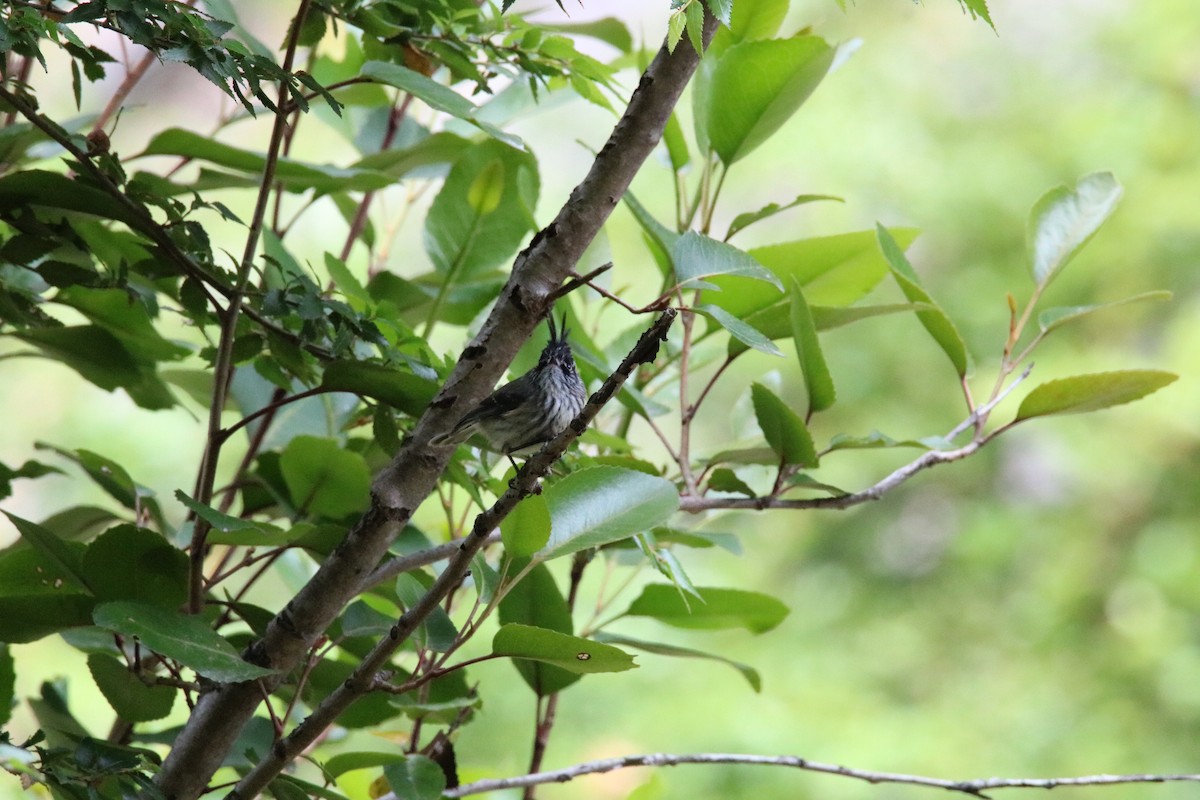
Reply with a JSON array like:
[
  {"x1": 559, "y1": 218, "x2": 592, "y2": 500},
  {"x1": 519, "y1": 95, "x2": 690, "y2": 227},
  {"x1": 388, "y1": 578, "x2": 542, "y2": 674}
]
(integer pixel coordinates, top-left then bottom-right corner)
[
  {"x1": 153, "y1": 12, "x2": 715, "y2": 795},
  {"x1": 227, "y1": 310, "x2": 678, "y2": 800},
  {"x1": 424, "y1": 752, "x2": 1200, "y2": 799}
]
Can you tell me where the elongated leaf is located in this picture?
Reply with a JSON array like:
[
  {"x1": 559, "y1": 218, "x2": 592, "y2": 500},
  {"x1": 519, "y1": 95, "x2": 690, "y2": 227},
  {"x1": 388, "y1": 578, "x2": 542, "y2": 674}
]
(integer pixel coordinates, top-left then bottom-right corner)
[
  {"x1": 662, "y1": 112, "x2": 690, "y2": 173},
  {"x1": 727, "y1": 302, "x2": 929, "y2": 357},
  {"x1": 674, "y1": 231, "x2": 782, "y2": 291},
  {"x1": 622, "y1": 585, "x2": 789, "y2": 633},
  {"x1": 539, "y1": 467, "x2": 679, "y2": 561},
  {"x1": 361, "y1": 61, "x2": 524, "y2": 149},
  {"x1": 706, "y1": 467, "x2": 756, "y2": 497},
  {"x1": 280, "y1": 436, "x2": 371, "y2": 519},
  {"x1": 694, "y1": 35, "x2": 834, "y2": 165},
  {"x1": 750, "y1": 384, "x2": 817, "y2": 466},
  {"x1": 1014, "y1": 371, "x2": 1177, "y2": 422},
  {"x1": 726, "y1": 194, "x2": 841, "y2": 240},
  {"x1": 320, "y1": 360, "x2": 438, "y2": 416},
  {"x1": 87, "y1": 654, "x2": 176, "y2": 722},
  {"x1": 1038, "y1": 291, "x2": 1171, "y2": 335},
  {"x1": 824, "y1": 431, "x2": 943, "y2": 453},
  {"x1": 501, "y1": 494, "x2": 551, "y2": 558},
  {"x1": 55, "y1": 287, "x2": 190, "y2": 363},
  {"x1": 594, "y1": 632, "x2": 761, "y2": 691},
  {"x1": 1027, "y1": 172, "x2": 1122, "y2": 288},
  {"x1": 15, "y1": 326, "x2": 141, "y2": 392},
  {"x1": 384, "y1": 756, "x2": 446, "y2": 800},
  {"x1": 876, "y1": 224, "x2": 969, "y2": 377},
  {"x1": 142, "y1": 129, "x2": 394, "y2": 194},
  {"x1": 395, "y1": 574, "x2": 458, "y2": 653},
  {"x1": 492, "y1": 624, "x2": 636, "y2": 674},
  {"x1": 0, "y1": 646, "x2": 13, "y2": 726},
  {"x1": 623, "y1": 191, "x2": 678, "y2": 277},
  {"x1": 694, "y1": 303, "x2": 782, "y2": 357},
  {"x1": 710, "y1": 228, "x2": 918, "y2": 320},
  {"x1": 789, "y1": 279, "x2": 835, "y2": 413},
  {"x1": 323, "y1": 752, "x2": 409, "y2": 779},
  {"x1": 0, "y1": 170, "x2": 144, "y2": 227},
  {"x1": 93, "y1": 601, "x2": 274, "y2": 682}
]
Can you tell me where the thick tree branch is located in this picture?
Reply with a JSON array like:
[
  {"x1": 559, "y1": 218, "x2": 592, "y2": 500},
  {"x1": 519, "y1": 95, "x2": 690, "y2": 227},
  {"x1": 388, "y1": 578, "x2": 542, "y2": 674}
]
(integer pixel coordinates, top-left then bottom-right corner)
[
  {"x1": 152, "y1": 16, "x2": 714, "y2": 787},
  {"x1": 423, "y1": 752, "x2": 1200, "y2": 799},
  {"x1": 227, "y1": 310, "x2": 677, "y2": 800}
]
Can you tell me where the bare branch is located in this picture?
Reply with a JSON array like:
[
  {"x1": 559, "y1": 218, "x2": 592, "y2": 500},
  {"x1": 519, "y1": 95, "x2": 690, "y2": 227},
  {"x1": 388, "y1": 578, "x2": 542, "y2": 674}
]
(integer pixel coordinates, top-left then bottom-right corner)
[{"x1": 406, "y1": 752, "x2": 1200, "y2": 799}]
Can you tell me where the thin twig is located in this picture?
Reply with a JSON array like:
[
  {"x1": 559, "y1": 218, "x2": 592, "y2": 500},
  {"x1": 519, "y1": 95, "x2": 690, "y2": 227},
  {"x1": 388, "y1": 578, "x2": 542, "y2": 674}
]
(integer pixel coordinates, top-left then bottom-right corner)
[
  {"x1": 422, "y1": 752, "x2": 1200, "y2": 799},
  {"x1": 546, "y1": 262, "x2": 613, "y2": 304}
]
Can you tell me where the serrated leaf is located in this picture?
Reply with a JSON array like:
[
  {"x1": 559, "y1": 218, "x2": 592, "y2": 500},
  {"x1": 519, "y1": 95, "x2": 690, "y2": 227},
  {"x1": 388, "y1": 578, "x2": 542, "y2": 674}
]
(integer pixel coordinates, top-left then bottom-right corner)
[
  {"x1": 539, "y1": 467, "x2": 679, "y2": 561},
  {"x1": 876, "y1": 224, "x2": 969, "y2": 377},
  {"x1": 694, "y1": 303, "x2": 782, "y2": 357},
  {"x1": 667, "y1": 9, "x2": 686, "y2": 53},
  {"x1": 726, "y1": 194, "x2": 842, "y2": 240},
  {"x1": 674, "y1": 231, "x2": 782, "y2": 291},
  {"x1": 749, "y1": 384, "x2": 817, "y2": 466},
  {"x1": 594, "y1": 632, "x2": 761, "y2": 691},
  {"x1": 501, "y1": 494, "x2": 552, "y2": 558},
  {"x1": 789, "y1": 279, "x2": 835, "y2": 414},
  {"x1": 492, "y1": 624, "x2": 636, "y2": 674},
  {"x1": 1027, "y1": 172, "x2": 1122, "y2": 288},
  {"x1": 1014, "y1": 371, "x2": 1177, "y2": 422},
  {"x1": 93, "y1": 601, "x2": 275, "y2": 682},
  {"x1": 622, "y1": 585, "x2": 788, "y2": 633},
  {"x1": 685, "y1": 0, "x2": 705, "y2": 55},
  {"x1": 1037, "y1": 291, "x2": 1171, "y2": 336}
]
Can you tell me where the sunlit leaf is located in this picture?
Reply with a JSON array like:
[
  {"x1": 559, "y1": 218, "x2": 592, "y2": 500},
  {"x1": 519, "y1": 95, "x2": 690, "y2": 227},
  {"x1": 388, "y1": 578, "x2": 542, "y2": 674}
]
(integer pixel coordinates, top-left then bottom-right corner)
[
  {"x1": 1037, "y1": 291, "x2": 1171, "y2": 336},
  {"x1": 622, "y1": 585, "x2": 789, "y2": 633},
  {"x1": 750, "y1": 383, "x2": 817, "y2": 466},
  {"x1": 594, "y1": 632, "x2": 761, "y2": 691},
  {"x1": 539, "y1": 467, "x2": 679, "y2": 561},
  {"x1": 501, "y1": 494, "x2": 552, "y2": 558},
  {"x1": 1027, "y1": 172, "x2": 1122, "y2": 289}
]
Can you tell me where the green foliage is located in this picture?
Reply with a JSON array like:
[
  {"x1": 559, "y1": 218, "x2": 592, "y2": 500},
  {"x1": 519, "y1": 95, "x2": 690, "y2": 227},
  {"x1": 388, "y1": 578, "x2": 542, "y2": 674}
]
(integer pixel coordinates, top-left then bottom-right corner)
[{"x1": 0, "y1": 1, "x2": 1180, "y2": 799}]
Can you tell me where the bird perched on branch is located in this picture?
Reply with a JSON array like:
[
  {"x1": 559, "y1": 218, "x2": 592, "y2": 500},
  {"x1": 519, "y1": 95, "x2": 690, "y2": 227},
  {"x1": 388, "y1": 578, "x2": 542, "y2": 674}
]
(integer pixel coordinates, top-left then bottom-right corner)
[{"x1": 431, "y1": 314, "x2": 587, "y2": 456}]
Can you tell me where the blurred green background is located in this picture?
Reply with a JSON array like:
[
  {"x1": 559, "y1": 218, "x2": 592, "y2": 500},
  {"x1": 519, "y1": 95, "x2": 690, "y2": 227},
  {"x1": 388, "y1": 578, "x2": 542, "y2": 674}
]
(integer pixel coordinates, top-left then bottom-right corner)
[{"x1": 2, "y1": 1, "x2": 1198, "y2": 798}]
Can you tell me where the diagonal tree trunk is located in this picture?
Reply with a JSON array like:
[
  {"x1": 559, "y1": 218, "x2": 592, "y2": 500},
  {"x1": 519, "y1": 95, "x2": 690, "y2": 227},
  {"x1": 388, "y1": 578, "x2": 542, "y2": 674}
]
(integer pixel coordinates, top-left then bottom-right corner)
[{"x1": 154, "y1": 12, "x2": 719, "y2": 800}]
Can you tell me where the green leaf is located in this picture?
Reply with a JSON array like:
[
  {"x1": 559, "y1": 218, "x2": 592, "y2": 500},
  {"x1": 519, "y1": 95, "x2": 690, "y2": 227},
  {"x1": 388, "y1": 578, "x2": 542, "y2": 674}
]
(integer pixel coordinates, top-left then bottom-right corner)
[
  {"x1": 320, "y1": 360, "x2": 438, "y2": 416},
  {"x1": 498, "y1": 562, "x2": 578, "y2": 695},
  {"x1": 1014, "y1": 371, "x2": 1177, "y2": 422},
  {"x1": 705, "y1": 0, "x2": 734, "y2": 26},
  {"x1": 1037, "y1": 291, "x2": 1172, "y2": 336},
  {"x1": 685, "y1": 0, "x2": 705, "y2": 55},
  {"x1": 789, "y1": 279, "x2": 836, "y2": 414},
  {"x1": 956, "y1": 0, "x2": 996, "y2": 30},
  {"x1": 623, "y1": 191, "x2": 678, "y2": 277},
  {"x1": 623, "y1": 585, "x2": 789, "y2": 633},
  {"x1": 424, "y1": 139, "x2": 539, "y2": 283},
  {"x1": 706, "y1": 467, "x2": 755, "y2": 497},
  {"x1": 14, "y1": 326, "x2": 155, "y2": 400},
  {"x1": 694, "y1": 35, "x2": 834, "y2": 165},
  {"x1": 0, "y1": 544, "x2": 95, "y2": 643},
  {"x1": 539, "y1": 467, "x2": 679, "y2": 561},
  {"x1": 1027, "y1": 172, "x2": 1123, "y2": 288},
  {"x1": 324, "y1": 752, "x2": 410, "y2": 779},
  {"x1": 360, "y1": 62, "x2": 525, "y2": 149},
  {"x1": 673, "y1": 231, "x2": 782, "y2": 291},
  {"x1": 395, "y1": 574, "x2": 458, "y2": 652},
  {"x1": 87, "y1": 654, "x2": 176, "y2": 722},
  {"x1": 727, "y1": 302, "x2": 929, "y2": 357},
  {"x1": 726, "y1": 194, "x2": 842, "y2": 240},
  {"x1": 694, "y1": 303, "x2": 782, "y2": 357},
  {"x1": 594, "y1": 632, "x2": 761, "y2": 691},
  {"x1": 80, "y1": 525, "x2": 188, "y2": 607},
  {"x1": 383, "y1": 755, "x2": 446, "y2": 800},
  {"x1": 1, "y1": 510, "x2": 91, "y2": 593},
  {"x1": 279, "y1": 436, "x2": 371, "y2": 519},
  {"x1": 142, "y1": 129, "x2": 395, "y2": 194},
  {"x1": 93, "y1": 601, "x2": 275, "y2": 682},
  {"x1": 750, "y1": 384, "x2": 817, "y2": 466},
  {"x1": 0, "y1": 459, "x2": 61, "y2": 502},
  {"x1": 501, "y1": 494, "x2": 552, "y2": 558},
  {"x1": 353, "y1": 132, "x2": 472, "y2": 180},
  {"x1": 662, "y1": 112, "x2": 690, "y2": 173},
  {"x1": 876, "y1": 224, "x2": 969, "y2": 378},
  {"x1": 824, "y1": 430, "x2": 941, "y2": 453},
  {"x1": 55, "y1": 287, "x2": 190, "y2": 363},
  {"x1": 667, "y1": 9, "x2": 686, "y2": 53},
  {"x1": 0, "y1": 170, "x2": 144, "y2": 227},
  {"x1": 492, "y1": 624, "x2": 636, "y2": 674},
  {"x1": 710, "y1": 228, "x2": 918, "y2": 320},
  {"x1": 542, "y1": 18, "x2": 634, "y2": 53},
  {"x1": 323, "y1": 253, "x2": 368, "y2": 303},
  {"x1": 175, "y1": 490, "x2": 282, "y2": 539}
]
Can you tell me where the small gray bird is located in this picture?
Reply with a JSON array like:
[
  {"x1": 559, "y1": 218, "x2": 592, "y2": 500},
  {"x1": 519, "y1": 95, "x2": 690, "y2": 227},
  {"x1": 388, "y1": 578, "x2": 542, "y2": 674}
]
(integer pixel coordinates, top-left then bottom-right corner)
[{"x1": 431, "y1": 314, "x2": 587, "y2": 455}]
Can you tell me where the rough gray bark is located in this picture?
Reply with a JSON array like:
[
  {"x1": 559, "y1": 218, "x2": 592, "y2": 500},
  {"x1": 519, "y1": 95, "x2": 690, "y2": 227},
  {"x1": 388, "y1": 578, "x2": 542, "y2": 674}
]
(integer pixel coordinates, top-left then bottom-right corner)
[{"x1": 154, "y1": 15, "x2": 718, "y2": 800}]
